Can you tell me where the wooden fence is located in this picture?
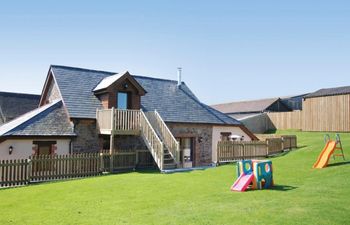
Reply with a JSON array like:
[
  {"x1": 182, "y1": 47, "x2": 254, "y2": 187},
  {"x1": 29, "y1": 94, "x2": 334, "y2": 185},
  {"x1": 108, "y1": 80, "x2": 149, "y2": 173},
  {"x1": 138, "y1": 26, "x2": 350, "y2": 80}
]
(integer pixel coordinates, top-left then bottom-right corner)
[
  {"x1": 217, "y1": 135, "x2": 297, "y2": 163},
  {"x1": 0, "y1": 150, "x2": 155, "y2": 188},
  {"x1": 30, "y1": 153, "x2": 101, "y2": 182},
  {"x1": 0, "y1": 159, "x2": 29, "y2": 187},
  {"x1": 267, "y1": 110, "x2": 303, "y2": 130}
]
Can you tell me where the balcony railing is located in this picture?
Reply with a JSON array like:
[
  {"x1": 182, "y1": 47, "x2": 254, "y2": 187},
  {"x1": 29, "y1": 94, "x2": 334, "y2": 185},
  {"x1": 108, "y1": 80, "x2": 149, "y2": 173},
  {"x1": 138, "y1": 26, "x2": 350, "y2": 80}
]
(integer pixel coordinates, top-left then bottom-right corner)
[
  {"x1": 96, "y1": 108, "x2": 164, "y2": 170},
  {"x1": 96, "y1": 108, "x2": 141, "y2": 135}
]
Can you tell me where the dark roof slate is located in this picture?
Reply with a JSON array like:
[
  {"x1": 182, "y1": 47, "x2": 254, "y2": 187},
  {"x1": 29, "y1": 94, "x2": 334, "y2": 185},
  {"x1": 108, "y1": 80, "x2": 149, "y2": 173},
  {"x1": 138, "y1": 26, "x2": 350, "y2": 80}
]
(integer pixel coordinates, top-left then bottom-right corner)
[
  {"x1": 3, "y1": 101, "x2": 75, "y2": 137},
  {"x1": 135, "y1": 76, "x2": 240, "y2": 124},
  {"x1": 51, "y1": 65, "x2": 114, "y2": 118},
  {"x1": 305, "y1": 86, "x2": 350, "y2": 99},
  {"x1": 50, "y1": 65, "x2": 240, "y2": 125},
  {"x1": 0, "y1": 92, "x2": 40, "y2": 123}
]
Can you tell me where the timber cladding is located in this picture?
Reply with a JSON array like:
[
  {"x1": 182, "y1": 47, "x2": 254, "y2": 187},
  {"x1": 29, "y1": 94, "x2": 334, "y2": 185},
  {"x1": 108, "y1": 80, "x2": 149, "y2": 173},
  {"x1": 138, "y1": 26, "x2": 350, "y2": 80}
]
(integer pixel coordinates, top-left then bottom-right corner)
[{"x1": 267, "y1": 94, "x2": 350, "y2": 132}]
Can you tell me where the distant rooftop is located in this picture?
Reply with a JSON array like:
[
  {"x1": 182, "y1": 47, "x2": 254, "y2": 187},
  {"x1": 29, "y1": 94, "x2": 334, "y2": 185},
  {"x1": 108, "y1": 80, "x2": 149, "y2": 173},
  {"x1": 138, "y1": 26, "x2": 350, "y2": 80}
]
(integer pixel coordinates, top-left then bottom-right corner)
[
  {"x1": 211, "y1": 98, "x2": 280, "y2": 114},
  {"x1": 305, "y1": 85, "x2": 350, "y2": 99}
]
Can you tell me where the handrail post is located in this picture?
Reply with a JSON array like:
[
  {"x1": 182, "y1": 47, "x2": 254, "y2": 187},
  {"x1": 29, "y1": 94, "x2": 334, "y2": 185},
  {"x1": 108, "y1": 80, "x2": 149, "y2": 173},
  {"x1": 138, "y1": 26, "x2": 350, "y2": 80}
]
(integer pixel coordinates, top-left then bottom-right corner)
[
  {"x1": 160, "y1": 144, "x2": 164, "y2": 171},
  {"x1": 109, "y1": 107, "x2": 115, "y2": 173}
]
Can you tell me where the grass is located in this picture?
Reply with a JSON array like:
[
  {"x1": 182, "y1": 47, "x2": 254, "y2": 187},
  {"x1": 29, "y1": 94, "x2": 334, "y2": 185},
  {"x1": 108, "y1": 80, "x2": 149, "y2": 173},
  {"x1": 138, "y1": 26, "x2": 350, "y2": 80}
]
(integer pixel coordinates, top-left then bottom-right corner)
[{"x1": 1, "y1": 131, "x2": 350, "y2": 225}]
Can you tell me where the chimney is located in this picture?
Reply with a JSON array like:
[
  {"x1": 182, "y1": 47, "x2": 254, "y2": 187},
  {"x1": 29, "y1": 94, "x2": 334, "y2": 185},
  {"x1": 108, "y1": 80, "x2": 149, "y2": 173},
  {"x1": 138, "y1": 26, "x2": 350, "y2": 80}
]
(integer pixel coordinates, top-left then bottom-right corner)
[{"x1": 177, "y1": 67, "x2": 182, "y2": 86}]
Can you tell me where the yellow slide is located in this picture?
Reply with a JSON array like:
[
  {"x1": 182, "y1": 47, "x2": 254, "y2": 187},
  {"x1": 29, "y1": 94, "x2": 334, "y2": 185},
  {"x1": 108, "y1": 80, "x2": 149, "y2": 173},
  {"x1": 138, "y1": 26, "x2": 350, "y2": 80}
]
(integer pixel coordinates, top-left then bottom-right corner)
[{"x1": 313, "y1": 141, "x2": 337, "y2": 169}]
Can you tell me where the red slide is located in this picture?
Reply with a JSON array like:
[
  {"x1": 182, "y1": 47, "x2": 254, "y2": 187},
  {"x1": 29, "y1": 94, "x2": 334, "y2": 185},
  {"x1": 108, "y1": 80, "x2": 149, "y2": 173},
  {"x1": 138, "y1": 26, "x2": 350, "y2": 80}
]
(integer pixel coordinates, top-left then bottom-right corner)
[{"x1": 231, "y1": 173, "x2": 254, "y2": 192}]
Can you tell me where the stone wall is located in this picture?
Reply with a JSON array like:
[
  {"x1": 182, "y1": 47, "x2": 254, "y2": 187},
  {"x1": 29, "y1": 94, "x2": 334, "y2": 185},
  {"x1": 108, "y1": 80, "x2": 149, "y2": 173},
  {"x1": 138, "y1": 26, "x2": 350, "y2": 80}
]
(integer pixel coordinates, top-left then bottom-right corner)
[
  {"x1": 71, "y1": 119, "x2": 100, "y2": 153},
  {"x1": 166, "y1": 123, "x2": 213, "y2": 167},
  {"x1": 46, "y1": 79, "x2": 61, "y2": 103}
]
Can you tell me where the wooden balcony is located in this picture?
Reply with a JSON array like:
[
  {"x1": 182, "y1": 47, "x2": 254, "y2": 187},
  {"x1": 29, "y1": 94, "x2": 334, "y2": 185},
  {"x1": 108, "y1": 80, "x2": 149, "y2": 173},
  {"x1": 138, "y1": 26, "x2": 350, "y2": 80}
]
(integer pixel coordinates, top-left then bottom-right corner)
[
  {"x1": 96, "y1": 108, "x2": 180, "y2": 171},
  {"x1": 96, "y1": 108, "x2": 142, "y2": 135}
]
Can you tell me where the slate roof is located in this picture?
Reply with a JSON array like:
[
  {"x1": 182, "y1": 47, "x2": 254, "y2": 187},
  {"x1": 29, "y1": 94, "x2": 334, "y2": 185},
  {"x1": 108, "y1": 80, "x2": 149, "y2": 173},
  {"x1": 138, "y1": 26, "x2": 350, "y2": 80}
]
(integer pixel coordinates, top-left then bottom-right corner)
[
  {"x1": 304, "y1": 86, "x2": 350, "y2": 99},
  {"x1": 93, "y1": 73, "x2": 123, "y2": 92},
  {"x1": 50, "y1": 65, "x2": 241, "y2": 125},
  {"x1": 51, "y1": 65, "x2": 115, "y2": 119},
  {"x1": 0, "y1": 91, "x2": 40, "y2": 123},
  {"x1": 0, "y1": 100, "x2": 75, "y2": 137},
  {"x1": 211, "y1": 98, "x2": 280, "y2": 114},
  {"x1": 135, "y1": 76, "x2": 241, "y2": 124}
]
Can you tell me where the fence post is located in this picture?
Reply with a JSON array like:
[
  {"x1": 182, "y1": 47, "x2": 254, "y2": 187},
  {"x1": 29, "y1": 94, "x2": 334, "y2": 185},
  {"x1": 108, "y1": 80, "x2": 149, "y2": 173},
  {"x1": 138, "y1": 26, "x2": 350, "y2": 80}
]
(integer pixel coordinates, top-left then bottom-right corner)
[
  {"x1": 99, "y1": 152, "x2": 103, "y2": 173},
  {"x1": 27, "y1": 157, "x2": 32, "y2": 184},
  {"x1": 242, "y1": 142, "x2": 245, "y2": 160},
  {"x1": 135, "y1": 150, "x2": 139, "y2": 170},
  {"x1": 217, "y1": 142, "x2": 220, "y2": 166}
]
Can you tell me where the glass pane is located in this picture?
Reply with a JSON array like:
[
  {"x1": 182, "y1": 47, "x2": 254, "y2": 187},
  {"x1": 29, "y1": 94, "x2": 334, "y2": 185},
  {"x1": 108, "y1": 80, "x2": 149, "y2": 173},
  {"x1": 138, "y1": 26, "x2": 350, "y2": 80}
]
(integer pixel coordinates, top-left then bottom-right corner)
[
  {"x1": 117, "y1": 92, "x2": 128, "y2": 109},
  {"x1": 181, "y1": 138, "x2": 192, "y2": 162}
]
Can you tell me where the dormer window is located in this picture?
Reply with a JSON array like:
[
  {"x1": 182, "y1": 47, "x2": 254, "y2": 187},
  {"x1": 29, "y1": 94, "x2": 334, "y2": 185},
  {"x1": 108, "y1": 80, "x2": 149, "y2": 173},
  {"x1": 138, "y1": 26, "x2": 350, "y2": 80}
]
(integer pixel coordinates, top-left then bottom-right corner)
[{"x1": 93, "y1": 71, "x2": 147, "y2": 110}]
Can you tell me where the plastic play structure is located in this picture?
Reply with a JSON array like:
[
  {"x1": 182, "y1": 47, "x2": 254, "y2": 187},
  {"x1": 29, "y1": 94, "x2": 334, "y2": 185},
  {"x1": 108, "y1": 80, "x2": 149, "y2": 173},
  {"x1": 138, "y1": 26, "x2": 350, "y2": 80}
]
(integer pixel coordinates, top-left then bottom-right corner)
[
  {"x1": 231, "y1": 160, "x2": 274, "y2": 192},
  {"x1": 313, "y1": 134, "x2": 346, "y2": 169}
]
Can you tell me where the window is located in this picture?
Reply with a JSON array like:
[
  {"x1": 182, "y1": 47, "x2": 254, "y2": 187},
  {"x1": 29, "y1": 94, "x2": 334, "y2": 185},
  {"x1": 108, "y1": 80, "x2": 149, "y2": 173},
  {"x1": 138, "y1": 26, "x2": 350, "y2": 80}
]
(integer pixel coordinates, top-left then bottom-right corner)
[
  {"x1": 117, "y1": 92, "x2": 129, "y2": 109},
  {"x1": 220, "y1": 132, "x2": 232, "y2": 141},
  {"x1": 33, "y1": 141, "x2": 57, "y2": 155}
]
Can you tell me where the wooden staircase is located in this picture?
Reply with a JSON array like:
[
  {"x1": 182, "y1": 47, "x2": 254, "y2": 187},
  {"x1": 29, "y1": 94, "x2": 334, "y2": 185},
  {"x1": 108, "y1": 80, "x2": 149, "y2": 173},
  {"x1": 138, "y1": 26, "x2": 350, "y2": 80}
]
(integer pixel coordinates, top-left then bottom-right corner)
[
  {"x1": 96, "y1": 109, "x2": 180, "y2": 171},
  {"x1": 145, "y1": 111, "x2": 180, "y2": 170}
]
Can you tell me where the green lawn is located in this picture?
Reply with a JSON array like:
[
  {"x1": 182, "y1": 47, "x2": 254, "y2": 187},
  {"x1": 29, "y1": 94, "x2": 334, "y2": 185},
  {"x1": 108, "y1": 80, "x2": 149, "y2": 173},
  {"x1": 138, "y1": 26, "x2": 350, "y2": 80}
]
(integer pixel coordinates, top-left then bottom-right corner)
[{"x1": 1, "y1": 131, "x2": 350, "y2": 225}]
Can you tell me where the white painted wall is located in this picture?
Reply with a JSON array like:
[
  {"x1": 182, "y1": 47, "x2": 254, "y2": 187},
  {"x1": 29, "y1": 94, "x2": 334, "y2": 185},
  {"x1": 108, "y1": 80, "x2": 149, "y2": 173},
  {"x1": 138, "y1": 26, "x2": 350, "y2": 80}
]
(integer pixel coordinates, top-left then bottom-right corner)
[
  {"x1": 211, "y1": 126, "x2": 252, "y2": 163},
  {"x1": 0, "y1": 139, "x2": 70, "y2": 160}
]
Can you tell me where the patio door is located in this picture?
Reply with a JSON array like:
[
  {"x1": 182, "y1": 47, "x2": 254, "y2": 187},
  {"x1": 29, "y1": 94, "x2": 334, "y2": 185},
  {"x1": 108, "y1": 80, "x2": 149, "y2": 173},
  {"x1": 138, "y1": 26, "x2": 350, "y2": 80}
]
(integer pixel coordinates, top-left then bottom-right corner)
[{"x1": 178, "y1": 137, "x2": 194, "y2": 168}]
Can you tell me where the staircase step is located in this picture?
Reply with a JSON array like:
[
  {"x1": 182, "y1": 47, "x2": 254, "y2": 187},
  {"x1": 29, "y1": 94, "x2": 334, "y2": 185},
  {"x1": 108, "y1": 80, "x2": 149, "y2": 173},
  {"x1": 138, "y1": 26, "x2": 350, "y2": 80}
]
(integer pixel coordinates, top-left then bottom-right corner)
[
  {"x1": 163, "y1": 152, "x2": 173, "y2": 158},
  {"x1": 164, "y1": 158, "x2": 175, "y2": 163},
  {"x1": 163, "y1": 163, "x2": 177, "y2": 170}
]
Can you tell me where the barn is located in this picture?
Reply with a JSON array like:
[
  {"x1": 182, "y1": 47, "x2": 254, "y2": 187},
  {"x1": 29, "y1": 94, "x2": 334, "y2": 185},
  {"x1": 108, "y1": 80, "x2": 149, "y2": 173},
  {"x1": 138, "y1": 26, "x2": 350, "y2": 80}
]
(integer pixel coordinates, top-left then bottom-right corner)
[
  {"x1": 211, "y1": 98, "x2": 292, "y2": 133},
  {"x1": 267, "y1": 86, "x2": 350, "y2": 132},
  {"x1": 302, "y1": 86, "x2": 350, "y2": 132}
]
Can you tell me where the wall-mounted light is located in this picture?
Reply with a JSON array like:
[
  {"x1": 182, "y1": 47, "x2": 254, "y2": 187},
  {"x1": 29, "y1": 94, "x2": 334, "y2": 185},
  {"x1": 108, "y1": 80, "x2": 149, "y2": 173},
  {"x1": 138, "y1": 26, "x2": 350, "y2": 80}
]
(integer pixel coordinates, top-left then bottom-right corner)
[
  {"x1": 123, "y1": 83, "x2": 128, "y2": 89},
  {"x1": 9, "y1": 146, "x2": 13, "y2": 155},
  {"x1": 198, "y1": 137, "x2": 203, "y2": 143}
]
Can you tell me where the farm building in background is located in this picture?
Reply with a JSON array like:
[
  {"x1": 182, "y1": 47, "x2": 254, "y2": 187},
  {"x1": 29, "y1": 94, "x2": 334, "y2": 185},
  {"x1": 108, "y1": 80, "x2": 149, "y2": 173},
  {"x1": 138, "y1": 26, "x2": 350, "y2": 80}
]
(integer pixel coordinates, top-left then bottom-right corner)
[
  {"x1": 213, "y1": 86, "x2": 350, "y2": 133},
  {"x1": 268, "y1": 86, "x2": 350, "y2": 132},
  {"x1": 280, "y1": 94, "x2": 308, "y2": 111},
  {"x1": 211, "y1": 98, "x2": 294, "y2": 133},
  {"x1": 302, "y1": 86, "x2": 350, "y2": 131}
]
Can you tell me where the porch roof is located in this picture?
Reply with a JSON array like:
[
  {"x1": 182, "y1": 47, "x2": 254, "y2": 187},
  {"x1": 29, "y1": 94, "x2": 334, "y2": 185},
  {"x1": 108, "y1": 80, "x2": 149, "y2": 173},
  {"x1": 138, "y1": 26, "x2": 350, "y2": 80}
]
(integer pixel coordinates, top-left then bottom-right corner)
[{"x1": 0, "y1": 100, "x2": 75, "y2": 137}]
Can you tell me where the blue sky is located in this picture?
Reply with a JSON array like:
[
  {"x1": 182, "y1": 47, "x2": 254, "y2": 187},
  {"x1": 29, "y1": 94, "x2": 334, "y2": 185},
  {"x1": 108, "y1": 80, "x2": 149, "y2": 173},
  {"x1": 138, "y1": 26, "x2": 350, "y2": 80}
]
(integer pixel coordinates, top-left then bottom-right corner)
[{"x1": 0, "y1": 1, "x2": 349, "y2": 104}]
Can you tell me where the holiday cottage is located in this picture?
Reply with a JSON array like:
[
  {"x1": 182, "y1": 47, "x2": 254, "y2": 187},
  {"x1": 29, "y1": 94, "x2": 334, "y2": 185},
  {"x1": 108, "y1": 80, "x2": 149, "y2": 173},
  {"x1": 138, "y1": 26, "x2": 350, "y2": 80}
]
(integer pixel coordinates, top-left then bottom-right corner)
[{"x1": 0, "y1": 65, "x2": 256, "y2": 170}]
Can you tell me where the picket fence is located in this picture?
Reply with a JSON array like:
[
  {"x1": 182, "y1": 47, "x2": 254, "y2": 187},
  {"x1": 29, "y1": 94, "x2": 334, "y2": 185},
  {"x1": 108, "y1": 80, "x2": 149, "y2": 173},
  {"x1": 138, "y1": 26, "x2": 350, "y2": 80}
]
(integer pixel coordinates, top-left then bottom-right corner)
[
  {"x1": 0, "y1": 150, "x2": 155, "y2": 188},
  {"x1": 217, "y1": 135, "x2": 297, "y2": 163}
]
